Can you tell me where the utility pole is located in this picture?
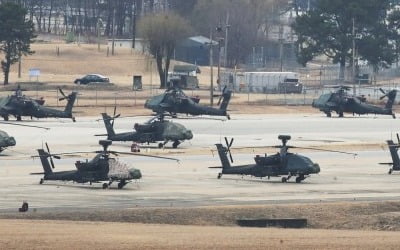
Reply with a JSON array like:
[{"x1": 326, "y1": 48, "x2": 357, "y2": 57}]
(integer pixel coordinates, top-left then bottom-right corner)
[
  {"x1": 112, "y1": 9, "x2": 115, "y2": 56},
  {"x1": 279, "y1": 24, "x2": 284, "y2": 72},
  {"x1": 352, "y1": 18, "x2": 356, "y2": 95},
  {"x1": 97, "y1": 18, "x2": 102, "y2": 52},
  {"x1": 209, "y1": 29, "x2": 214, "y2": 106},
  {"x1": 224, "y1": 12, "x2": 230, "y2": 67}
]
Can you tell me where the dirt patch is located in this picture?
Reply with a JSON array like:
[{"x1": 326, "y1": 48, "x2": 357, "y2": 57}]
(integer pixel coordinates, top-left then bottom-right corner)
[{"x1": 2, "y1": 201, "x2": 400, "y2": 231}]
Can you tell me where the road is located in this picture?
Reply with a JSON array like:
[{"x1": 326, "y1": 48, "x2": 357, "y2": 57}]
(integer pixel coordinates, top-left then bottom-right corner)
[{"x1": 0, "y1": 114, "x2": 399, "y2": 211}]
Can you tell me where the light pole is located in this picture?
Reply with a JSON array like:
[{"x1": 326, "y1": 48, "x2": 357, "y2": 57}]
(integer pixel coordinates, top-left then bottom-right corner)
[{"x1": 208, "y1": 29, "x2": 214, "y2": 106}]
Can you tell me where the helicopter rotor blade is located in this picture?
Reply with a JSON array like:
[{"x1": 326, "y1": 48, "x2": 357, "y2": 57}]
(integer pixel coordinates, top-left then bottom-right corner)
[
  {"x1": 291, "y1": 146, "x2": 357, "y2": 156},
  {"x1": 397, "y1": 133, "x2": 400, "y2": 145},
  {"x1": 112, "y1": 151, "x2": 180, "y2": 162},
  {"x1": 0, "y1": 121, "x2": 50, "y2": 130},
  {"x1": 45, "y1": 142, "x2": 56, "y2": 168},
  {"x1": 379, "y1": 88, "x2": 386, "y2": 95},
  {"x1": 229, "y1": 138, "x2": 234, "y2": 148}
]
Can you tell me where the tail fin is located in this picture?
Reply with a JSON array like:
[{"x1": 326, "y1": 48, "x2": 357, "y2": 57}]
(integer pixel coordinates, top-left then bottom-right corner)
[
  {"x1": 101, "y1": 113, "x2": 115, "y2": 138},
  {"x1": 37, "y1": 149, "x2": 53, "y2": 175},
  {"x1": 387, "y1": 140, "x2": 400, "y2": 168},
  {"x1": 64, "y1": 92, "x2": 77, "y2": 115},
  {"x1": 215, "y1": 144, "x2": 231, "y2": 169},
  {"x1": 219, "y1": 90, "x2": 232, "y2": 111},
  {"x1": 385, "y1": 90, "x2": 397, "y2": 110}
]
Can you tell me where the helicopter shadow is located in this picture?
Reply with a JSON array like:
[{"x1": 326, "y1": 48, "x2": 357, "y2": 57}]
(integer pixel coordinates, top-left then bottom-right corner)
[
  {"x1": 35, "y1": 181, "x2": 141, "y2": 191},
  {"x1": 216, "y1": 177, "x2": 314, "y2": 184}
]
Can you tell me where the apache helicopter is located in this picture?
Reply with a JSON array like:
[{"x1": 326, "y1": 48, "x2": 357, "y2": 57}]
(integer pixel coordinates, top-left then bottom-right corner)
[
  {"x1": 144, "y1": 86, "x2": 232, "y2": 119},
  {"x1": 33, "y1": 140, "x2": 179, "y2": 189},
  {"x1": 98, "y1": 110, "x2": 193, "y2": 148},
  {"x1": 380, "y1": 134, "x2": 400, "y2": 174},
  {"x1": 0, "y1": 121, "x2": 49, "y2": 153},
  {"x1": 312, "y1": 86, "x2": 397, "y2": 118},
  {"x1": 210, "y1": 135, "x2": 355, "y2": 183},
  {"x1": 0, "y1": 87, "x2": 78, "y2": 122}
]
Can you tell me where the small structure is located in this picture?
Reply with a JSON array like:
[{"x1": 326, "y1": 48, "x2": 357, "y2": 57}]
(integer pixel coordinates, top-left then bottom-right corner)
[
  {"x1": 168, "y1": 65, "x2": 200, "y2": 89},
  {"x1": 175, "y1": 36, "x2": 218, "y2": 66},
  {"x1": 107, "y1": 38, "x2": 149, "y2": 54}
]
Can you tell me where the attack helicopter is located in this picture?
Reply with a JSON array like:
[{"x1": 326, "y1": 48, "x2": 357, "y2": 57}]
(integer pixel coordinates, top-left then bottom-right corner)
[
  {"x1": 210, "y1": 135, "x2": 355, "y2": 183},
  {"x1": 0, "y1": 87, "x2": 78, "y2": 122},
  {"x1": 144, "y1": 86, "x2": 232, "y2": 119},
  {"x1": 33, "y1": 140, "x2": 179, "y2": 189},
  {"x1": 98, "y1": 110, "x2": 193, "y2": 148},
  {"x1": 0, "y1": 121, "x2": 49, "y2": 153},
  {"x1": 312, "y1": 86, "x2": 397, "y2": 118},
  {"x1": 380, "y1": 134, "x2": 400, "y2": 174}
]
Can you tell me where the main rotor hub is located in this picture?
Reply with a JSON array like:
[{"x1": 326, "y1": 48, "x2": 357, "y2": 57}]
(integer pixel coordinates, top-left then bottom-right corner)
[
  {"x1": 278, "y1": 135, "x2": 291, "y2": 147},
  {"x1": 99, "y1": 140, "x2": 112, "y2": 151}
]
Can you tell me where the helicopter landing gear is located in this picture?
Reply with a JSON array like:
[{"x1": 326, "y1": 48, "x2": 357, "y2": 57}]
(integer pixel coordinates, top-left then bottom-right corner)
[
  {"x1": 325, "y1": 112, "x2": 331, "y2": 117},
  {"x1": 158, "y1": 143, "x2": 163, "y2": 148},
  {"x1": 338, "y1": 112, "x2": 344, "y2": 118},
  {"x1": 172, "y1": 140, "x2": 180, "y2": 148},
  {"x1": 2, "y1": 115, "x2": 8, "y2": 121},
  {"x1": 16, "y1": 115, "x2": 22, "y2": 121},
  {"x1": 392, "y1": 113, "x2": 396, "y2": 119},
  {"x1": 389, "y1": 168, "x2": 393, "y2": 174},
  {"x1": 217, "y1": 173, "x2": 222, "y2": 179},
  {"x1": 296, "y1": 175, "x2": 305, "y2": 183},
  {"x1": 72, "y1": 117, "x2": 76, "y2": 122},
  {"x1": 39, "y1": 178, "x2": 44, "y2": 184},
  {"x1": 102, "y1": 183, "x2": 109, "y2": 189},
  {"x1": 118, "y1": 180, "x2": 127, "y2": 189}
]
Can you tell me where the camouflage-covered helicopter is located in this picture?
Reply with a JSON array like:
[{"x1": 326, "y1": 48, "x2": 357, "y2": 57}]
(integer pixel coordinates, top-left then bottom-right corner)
[
  {"x1": 33, "y1": 140, "x2": 179, "y2": 189},
  {"x1": 0, "y1": 87, "x2": 77, "y2": 122},
  {"x1": 380, "y1": 133, "x2": 400, "y2": 174},
  {"x1": 312, "y1": 86, "x2": 397, "y2": 118},
  {"x1": 210, "y1": 135, "x2": 355, "y2": 183},
  {"x1": 144, "y1": 86, "x2": 232, "y2": 119},
  {"x1": 98, "y1": 110, "x2": 193, "y2": 148}
]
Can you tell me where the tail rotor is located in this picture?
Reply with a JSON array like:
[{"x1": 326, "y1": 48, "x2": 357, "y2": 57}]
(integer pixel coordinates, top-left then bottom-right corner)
[
  {"x1": 44, "y1": 142, "x2": 60, "y2": 169},
  {"x1": 224, "y1": 137, "x2": 234, "y2": 163}
]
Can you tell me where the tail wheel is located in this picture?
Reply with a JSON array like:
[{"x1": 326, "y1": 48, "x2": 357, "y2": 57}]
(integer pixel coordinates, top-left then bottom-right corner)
[
  {"x1": 217, "y1": 173, "x2": 222, "y2": 179},
  {"x1": 39, "y1": 178, "x2": 44, "y2": 184},
  {"x1": 389, "y1": 169, "x2": 393, "y2": 174}
]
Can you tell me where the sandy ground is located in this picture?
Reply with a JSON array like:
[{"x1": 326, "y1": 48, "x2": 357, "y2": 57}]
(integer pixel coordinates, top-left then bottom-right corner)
[{"x1": 1, "y1": 219, "x2": 400, "y2": 250}]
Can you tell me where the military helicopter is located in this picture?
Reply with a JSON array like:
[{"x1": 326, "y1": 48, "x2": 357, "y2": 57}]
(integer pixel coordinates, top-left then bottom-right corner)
[
  {"x1": 0, "y1": 87, "x2": 78, "y2": 122},
  {"x1": 98, "y1": 110, "x2": 193, "y2": 148},
  {"x1": 380, "y1": 134, "x2": 400, "y2": 174},
  {"x1": 312, "y1": 86, "x2": 397, "y2": 118},
  {"x1": 210, "y1": 135, "x2": 355, "y2": 183},
  {"x1": 33, "y1": 140, "x2": 179, "y2": 189},
  {"x1": 144, "y1": 86, "x2": 232, "y2": 119},
  {"x1": 0, "y1": 121, "x2": 49, "y2": 153}
]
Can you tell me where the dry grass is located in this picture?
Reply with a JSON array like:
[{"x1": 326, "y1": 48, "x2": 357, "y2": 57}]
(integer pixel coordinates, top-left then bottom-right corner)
[{"x1": 1, "y1": 219, "x2": 400, "y2": 250}]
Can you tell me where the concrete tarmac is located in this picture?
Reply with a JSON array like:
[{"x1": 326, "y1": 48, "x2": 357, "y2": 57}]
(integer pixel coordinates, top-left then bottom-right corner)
[{"x1": 0, "y1": 114, "x2": 399, "y2": 211}]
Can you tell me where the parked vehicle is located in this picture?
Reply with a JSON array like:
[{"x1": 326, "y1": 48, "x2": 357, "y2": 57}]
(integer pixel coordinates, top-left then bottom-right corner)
[{"x1": 74, "y1": 74, "x2": 110, "y2": 85}]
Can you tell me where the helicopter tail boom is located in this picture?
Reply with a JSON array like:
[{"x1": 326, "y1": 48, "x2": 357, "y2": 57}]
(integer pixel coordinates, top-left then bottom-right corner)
[
  {"x1": 384, "y1": 90, "x2": 397, "y2": 111},
  {"x1": 101, "y1": 113, "x2": 116, "y2": 138},
  {"x1": 387, "y1": 140, "x2": 400, "y2": 170},
  {"x1": 63, "y1": 91, "x2": 78, "y2": 116},
  {"x1": 219, "y1": 90, "x2": 232, "y2": 111},
  {"x1": 215, "y1": 144, "x2": 231, "y2": 169},
  {"x1": 37, "y1": 149, "x2": 53, "y2": 175}
]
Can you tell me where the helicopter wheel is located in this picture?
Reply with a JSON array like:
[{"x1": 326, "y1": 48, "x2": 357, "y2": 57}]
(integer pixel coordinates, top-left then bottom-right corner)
[
  {"x1": 338, "y1": 112, "x2": 344, "y2": 118},
  {"x1": 172, "y1": 141, "x2": 180, "y2": 148},
  {"x1": 325, "y1": 112, "x2": 331, "y2": 117},
  {"x1": 2, "y1": 115, "x2": 8, "y2": 121},
  {"x1": 39, "y1": 178, "x2": 44, "y2": 184},
  {"x1": 281, "y1": 177, "x2": 287, "y2": 183},
  {"x1": 217, "y1": 173, "x2": 222, "y2": 179},
  {"x1": 392, "y1": 114, "x2": 396, "y2": 119},
  {"x1": 102, "y1": 183, "x2": 109, "y2": 189},
  {"x1": 72, "y1": 117, "x2": 76, "y2": 122},
  {"x1": 118, "y1": 181, "x2": 126, "y2": 189},
  {"x1": 158, "y1": 143, "x2": 163, "y2": 148},
  {"x1": 295, "y1": 177, "x2": 302, "y2": 183},
  {"x1": 389, "y1": 169, "x2": 393, "y2": 175},
  {"x1": 16, "y1": 115, "x2": 22, "y2": 121}
]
